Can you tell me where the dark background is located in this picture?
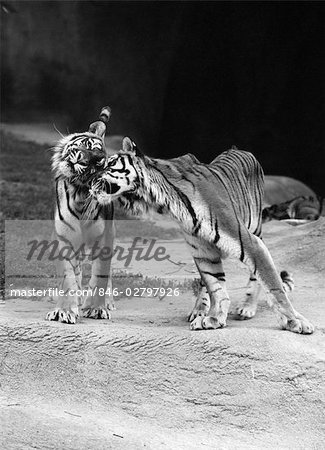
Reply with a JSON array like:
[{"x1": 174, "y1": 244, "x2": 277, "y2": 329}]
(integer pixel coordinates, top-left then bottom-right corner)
[{"x1": 1, "y1": 0, "x2": 324, "y2": 194}]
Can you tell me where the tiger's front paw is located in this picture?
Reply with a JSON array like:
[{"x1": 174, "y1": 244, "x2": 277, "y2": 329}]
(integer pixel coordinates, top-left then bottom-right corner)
[
  {"x1": 280, "y1": 314, "x2": 314, "y2": 334},
  {"x1": 46, "y1": 308, "x2": 79, "y2": 324},
  {"x1": 190, "y1": 315, "x2": 227, "y2": 331},
  {"x1": 82, "y1": 294, "x2": 116, "y2": 312},
  {"x1": 82, "y1": 306, "x2": 111, "y2": 320},
  {"x1": 188, "y1": 304, "x2": 209, "y2": 322}
]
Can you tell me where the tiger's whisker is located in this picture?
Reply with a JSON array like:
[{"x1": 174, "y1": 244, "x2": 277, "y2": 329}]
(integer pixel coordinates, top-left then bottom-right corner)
[{"x1": 53, "y1": 123, "x2": 65, "y2": 138}]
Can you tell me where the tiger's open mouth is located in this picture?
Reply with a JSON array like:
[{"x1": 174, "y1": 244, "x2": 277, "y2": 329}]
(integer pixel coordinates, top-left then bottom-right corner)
[
  {"x1": 105, "y1": 183, "x2": 120, "y2": 195},
  {"x1": 90, "y1": 178, "x2": 120, "y2": 203},
  {"x1": 69, "y1": 160, "x2": 106, "y2": 184}
]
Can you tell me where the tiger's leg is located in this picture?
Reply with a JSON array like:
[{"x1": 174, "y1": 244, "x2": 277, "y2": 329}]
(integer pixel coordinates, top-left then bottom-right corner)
[
  {"x1": 182, "y1": 235, "x2": 230, "y2": 330},
  {"x1": 243, "y1": 234, "x2": 314, "y2": 334},
  {"x1": 82, "y1": 219, "x2": 115, "y2": 319},
  {"x1": 190, "y1": 258, "x2": 230, "y2": 330},
  {"x1": 236, "y1": 270, "x2": 294, "y2": 320},
  {"x1": 190, "y1": 256, "x2": 230, "y2": 330},
  {"x1": 235, "y1": 272, "x2": 261, "y2": 319},
  {"x1": 46, "y1": 238, "x2": 82, "y2": 324},
  {"x1": 188, "y1": 280, "x2": 210, "y2": 322}
]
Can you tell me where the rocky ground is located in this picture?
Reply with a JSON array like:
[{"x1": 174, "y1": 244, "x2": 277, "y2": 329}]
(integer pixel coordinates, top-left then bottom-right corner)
[{"x1": 1, "y1": 218, "x2": 325, "y2": 449}]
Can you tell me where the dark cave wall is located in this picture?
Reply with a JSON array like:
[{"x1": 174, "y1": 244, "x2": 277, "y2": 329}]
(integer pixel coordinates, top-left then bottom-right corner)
[
  {"x1": 159, "y1": 2, "x2": 324, "y2": 191},
  {"x1": 1, "y1": 1, "x2": 324, "y2": 193},
  {"x1": 1, "y1": 1, "x2": 182, "y2": 149}
]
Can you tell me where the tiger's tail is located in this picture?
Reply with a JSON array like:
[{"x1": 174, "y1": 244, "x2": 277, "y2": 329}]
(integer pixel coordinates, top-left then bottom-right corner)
[{"x1": 280, "y1": 270, "x2": 294, "y2": 292}]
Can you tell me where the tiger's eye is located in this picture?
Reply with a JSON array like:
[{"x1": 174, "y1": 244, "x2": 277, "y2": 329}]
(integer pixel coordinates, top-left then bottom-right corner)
[{"x1": 96, "y1": 158, "x2": 106, "y2": 166}]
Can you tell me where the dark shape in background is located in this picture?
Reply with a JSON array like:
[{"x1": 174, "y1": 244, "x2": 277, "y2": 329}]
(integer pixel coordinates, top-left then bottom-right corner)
[{"x1": 1, "y1": 1, "x2": 324, "y2": 194}]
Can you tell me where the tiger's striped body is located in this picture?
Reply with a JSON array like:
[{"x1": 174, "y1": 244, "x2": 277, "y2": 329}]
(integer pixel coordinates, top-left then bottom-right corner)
[
  {"x1": 46, "y1": 110, "x2": 115, "y2": 324},
  {"x1": 88, "y1": 138, "x2": 314, "y2": 334}
]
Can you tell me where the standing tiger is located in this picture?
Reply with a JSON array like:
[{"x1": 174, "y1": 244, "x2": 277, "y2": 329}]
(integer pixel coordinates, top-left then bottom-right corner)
[
  {"x1": 46, "y1": 107, "x2": 114, "y2": 324},
  {"x1": 87, "y1": 137, "x2": 314, "y2": 334}
]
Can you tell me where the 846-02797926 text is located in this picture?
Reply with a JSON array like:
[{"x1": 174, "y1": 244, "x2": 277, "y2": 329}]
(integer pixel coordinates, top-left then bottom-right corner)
[{"x1": 9, "y1": 287, "x2": 181, "y2": 298}]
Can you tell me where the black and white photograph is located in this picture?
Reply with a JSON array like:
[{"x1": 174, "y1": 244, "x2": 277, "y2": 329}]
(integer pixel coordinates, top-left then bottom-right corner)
[{"x1": 0, "y1": 1, "x2": 324, "y2": 448}]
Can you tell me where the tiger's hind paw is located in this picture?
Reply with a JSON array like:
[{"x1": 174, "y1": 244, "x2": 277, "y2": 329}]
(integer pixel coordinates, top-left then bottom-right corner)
[
  {"x1": 82, "y1": 306, "x2": 111, "y2": 320},
  {"x1": 46, "y1": 308, "x2": 79, "y2": 324},
  {"x1": 235, "y1": 303, "x2": 257, "y2": 320},
  {"x1": 279, "y1": 314, "x2": 314, "y2": 334}
]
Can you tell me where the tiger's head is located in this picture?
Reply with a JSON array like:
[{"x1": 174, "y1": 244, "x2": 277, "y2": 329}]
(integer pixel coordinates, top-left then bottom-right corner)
[
  {"x1": 52, "y1": 133, "x2": 107, "y2": 183},
  {"x1": 89, "y1": 137, "x2": 143, "y2": 204},
  {"x1": 52, "y1": 107, "x2": 111, "y2": 185}
]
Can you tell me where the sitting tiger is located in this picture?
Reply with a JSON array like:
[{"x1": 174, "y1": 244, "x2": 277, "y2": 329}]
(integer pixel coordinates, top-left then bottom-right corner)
[
  {"x1": 46, "y1": 107, "x2": 115, "y2": 324},
  {"x1": 87, "y1": 137, "x2": 314, "y2": 334}
]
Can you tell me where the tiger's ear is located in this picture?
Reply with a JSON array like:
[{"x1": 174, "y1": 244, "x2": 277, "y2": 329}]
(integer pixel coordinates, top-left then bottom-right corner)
[
  {"x1": 122, "y1": 137, "x2": 144, "y2": 158},
  {"x1": 88, "y1": 106, "x2": 112, "y2": 138}
]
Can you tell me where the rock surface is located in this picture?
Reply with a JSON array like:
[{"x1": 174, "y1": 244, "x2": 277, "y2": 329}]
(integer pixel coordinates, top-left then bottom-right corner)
[{"x1": 1, "y1": 219, "x2": 325, "y2": 449}]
